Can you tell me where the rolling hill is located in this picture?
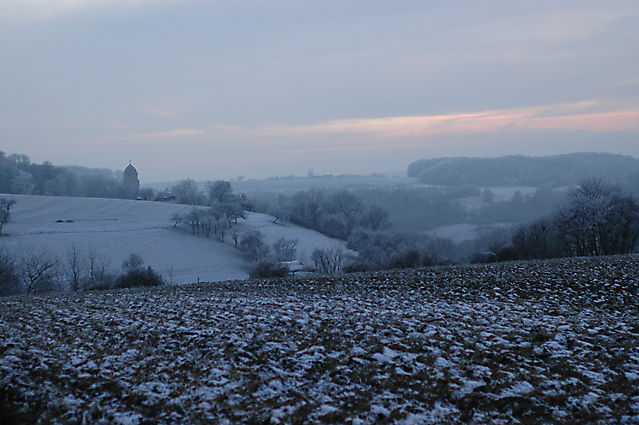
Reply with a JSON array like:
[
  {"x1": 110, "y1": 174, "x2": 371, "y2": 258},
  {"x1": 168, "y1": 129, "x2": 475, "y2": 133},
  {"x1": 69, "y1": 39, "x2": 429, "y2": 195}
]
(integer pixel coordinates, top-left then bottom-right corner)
[
  {"x1": 0, "y1": 194, "x2": 349, "y2": 284},
  {"x1": 408, "y1": 152, "x2": 639, "y2": 187}
]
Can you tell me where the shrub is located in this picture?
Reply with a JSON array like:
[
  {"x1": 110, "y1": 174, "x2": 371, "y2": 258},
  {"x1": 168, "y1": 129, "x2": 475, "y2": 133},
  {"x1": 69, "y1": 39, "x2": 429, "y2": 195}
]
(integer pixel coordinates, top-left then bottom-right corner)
[
  {"x1": 239, "y1": 231, "x2": 270, "y2": 261},
  {"x1": 388, "y1": 249, "x2": 423, "y2": 269},
  {"x1": 249, "y1": 260, "x2": 289, "y2": 279},
  {"x1": 84, "y1": 273, "x2": 117, "y2": 291},
  {"x1": 115, "y1": 254, "x2": 164, "y2": 289},
  {"x1": 116, "y1": 266, "x2": 164, "y2": 289}
]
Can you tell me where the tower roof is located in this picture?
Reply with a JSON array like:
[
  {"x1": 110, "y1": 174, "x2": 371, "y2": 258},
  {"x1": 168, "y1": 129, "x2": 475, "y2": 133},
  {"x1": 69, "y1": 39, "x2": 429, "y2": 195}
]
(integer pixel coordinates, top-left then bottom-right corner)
[{"x1": 124, "y1": 163, "x2": 138, "y2": 177}]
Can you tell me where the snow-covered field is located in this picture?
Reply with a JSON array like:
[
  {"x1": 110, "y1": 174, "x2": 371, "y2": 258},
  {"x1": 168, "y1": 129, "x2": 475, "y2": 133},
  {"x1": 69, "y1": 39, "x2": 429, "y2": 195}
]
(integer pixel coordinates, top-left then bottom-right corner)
[
  {"x1": 0, "y1": 195, "x2": 349, "y2": 284},
  {"x1": 1, "y1": 255, "x2": 638, "y2": 424},
  {"x1": 236, "y1": 213, "x2": 353, "y2": 265}
]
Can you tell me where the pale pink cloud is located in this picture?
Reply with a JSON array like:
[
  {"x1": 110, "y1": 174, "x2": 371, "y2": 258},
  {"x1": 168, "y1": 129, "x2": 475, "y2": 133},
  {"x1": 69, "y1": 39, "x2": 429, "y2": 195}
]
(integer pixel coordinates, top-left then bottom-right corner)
[
  {"x1": 251, "y1": 100, "x2": 639, "y2": 141},
  {"x1": 116, "y1": 128, "x2": 206, "y2": 141},
  {"x1": 518, "y1": 110, "x2": 639, "y2": 132}
]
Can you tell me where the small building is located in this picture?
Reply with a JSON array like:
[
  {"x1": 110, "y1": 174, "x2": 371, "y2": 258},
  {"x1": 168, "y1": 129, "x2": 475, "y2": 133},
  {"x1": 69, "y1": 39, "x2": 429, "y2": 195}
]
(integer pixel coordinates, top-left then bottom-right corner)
[{"x1": 123, "y1": 162, "x2": 140, "y2": 199}]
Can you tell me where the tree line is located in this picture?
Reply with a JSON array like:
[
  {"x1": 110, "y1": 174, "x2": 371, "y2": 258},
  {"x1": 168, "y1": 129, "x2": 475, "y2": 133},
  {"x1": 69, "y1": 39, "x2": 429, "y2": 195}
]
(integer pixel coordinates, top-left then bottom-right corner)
[
  {"x1": 0, "y1": 247, "x2": 164, "y2": 297},
  {"x1": 0, "y1": 152, "x2": 138, "y2": 199},
  {"x1": 252, "y1": 188, "x2": 391, "y2": 239},
  {"x1": 247, "y1": 188, "x2": 458, "y2": 274},
  {"x1": 472, "y1": 179, "x2": 639, "y2": 263},
  {"x1": 408, "y1": 153, "x2": 639, "y2": 187}
]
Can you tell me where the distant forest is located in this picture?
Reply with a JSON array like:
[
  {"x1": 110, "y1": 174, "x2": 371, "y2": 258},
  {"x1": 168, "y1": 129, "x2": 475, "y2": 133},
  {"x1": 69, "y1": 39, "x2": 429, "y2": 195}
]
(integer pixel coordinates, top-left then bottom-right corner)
[
  {"x1": 0, "y1": 152, "x2": 129, "y2": 198},
  {"x1": 408, "y1": 152, "x2": 639, "y2": 187}
]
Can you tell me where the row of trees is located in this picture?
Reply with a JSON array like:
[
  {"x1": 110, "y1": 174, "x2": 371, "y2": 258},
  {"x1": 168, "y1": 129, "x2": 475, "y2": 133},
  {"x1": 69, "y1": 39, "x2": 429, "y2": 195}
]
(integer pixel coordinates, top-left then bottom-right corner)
[
  {"x1": 254, "y1": 188, "x2": 391, "y2": 240},
  {"x1": 251, "y1": 184, "x2": 564, "y2": 237},
  {"x1": 172, "y1": 204, "x2": 246, "y2": 242},
  {"x1": 169, "y1": 181, "x2": 252, "y2": 248},
  {"x1": 468, "y1": 187, "x2": 563, "y2": 226},
  {"x1": 249, "y1": 188, "x2": 463, "y2": 274},
  {"x1": 0, "y1": 247, "x2": 163, "y2": 296},
  {"x1": 170, "y1": 179, "x2": 250, "y2": 207},
  {"x1": 346, "y1": 229, "x2": 454, "y2": 272},
  {"x1": 477, "y1": 180, "x2": 639, "y2": 262},
  {"x1": 169, "y1": 180, "x2": 252, "y2": 244}
]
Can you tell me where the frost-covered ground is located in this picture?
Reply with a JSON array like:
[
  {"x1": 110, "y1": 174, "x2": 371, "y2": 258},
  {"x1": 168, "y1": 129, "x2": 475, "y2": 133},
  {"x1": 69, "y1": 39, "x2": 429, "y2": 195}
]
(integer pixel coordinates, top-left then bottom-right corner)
[
  {"x1": 2, "y1": 255, "x2": 638, "y2": 424},
  {"x1": 0, "y1": 194, "x2": 348, "y2": 284}
]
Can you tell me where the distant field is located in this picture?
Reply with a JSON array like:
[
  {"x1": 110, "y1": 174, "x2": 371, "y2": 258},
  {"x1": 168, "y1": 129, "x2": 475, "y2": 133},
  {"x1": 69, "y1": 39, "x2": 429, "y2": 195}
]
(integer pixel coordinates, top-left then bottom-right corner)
[
  {"x1": 1, "y1": 255, "x2": 638, "y2": 424},
  {"x1": 144, "y1": 175, "x2": 413, "y2": 195},
  {"x1": 0, "y1": 195, "x2": 348, "y2": 284},
  {"x1": 232, "y1": 175, "x2": 414, "y2": 194},
  {"x1": 233, "y1": 177, "x2": 538, "y2": 203}
]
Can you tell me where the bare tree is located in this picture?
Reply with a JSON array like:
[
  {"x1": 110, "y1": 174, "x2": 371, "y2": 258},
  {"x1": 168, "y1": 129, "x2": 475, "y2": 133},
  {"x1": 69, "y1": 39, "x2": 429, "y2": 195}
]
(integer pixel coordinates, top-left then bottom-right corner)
[
  {"x1": 86, "y1": 248, "x2": 112, "y2": 290},
  {"x1": 171, "y1": 212, "x2": 183, "y2": 229},
  {"x1": 0, "y1": 198, "x2": 17, "y2": 235},
  {"x1": 20, "y1": 250, "x2": 58, "y2": 294},
  {"x1": 511, "y1": 218, "x2": 561, "y2": 260},
  {"x1": 172, "y1": 179, "x2": 204, "y2": 205},
  {"x1": 311, "y1": 248, "x2": 343, "y2": 274},
  {"x1": 327, "y1": 190, "x2": 363, "y2": 220},
  {"x1": 203, "y1": 209, "x2": 227, "y2": 241},
  {"x1": 273, "y1": 238, "x2": 297, "y2": 261},
  {"x1": 231, "y1": 229, "x2": 240, "y2": 248},
  {"x1": 239, "y1": 231, "x2": 270, "y2": 261},
  {"x1": 185, "y1": 207, "x2": 208, "y2": 235},
  {"x1": 62, "y1": 246, "x2": 84, "y2": 292},
  {"x1": 206, "y1": 180, "x2": 233, "y2": 204},
  {"x1": 167, "y1": 265, "x2": 175, "y2": 285},
  {"x1": 220, "y1": 202, "x2": 247, "y2": 226},
  {"x1": 291, "y1": 189, "x2": 324, "y2": 228},
  {"x1": 197, "y1": 207, "x2": 226, "y2": 240},
  {"x1": 360, "y1": 205, "x2": 390, "y2": 231},
  {"x1": 555, "y1": 179, "x2": 639, "y2": 256},
  {"x1": 269, "y1": 194, "x2": 292, "y2": 224},
  {"x1": 212, "y1": 218, "x2": 227, "y2": 242}
]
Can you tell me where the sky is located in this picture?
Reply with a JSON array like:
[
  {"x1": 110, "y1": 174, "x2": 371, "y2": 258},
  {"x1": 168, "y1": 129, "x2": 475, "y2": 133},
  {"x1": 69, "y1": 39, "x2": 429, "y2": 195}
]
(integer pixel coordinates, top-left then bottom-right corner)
[{"x1": 1, "y1": 0, "x2": 638, "y2": 183}]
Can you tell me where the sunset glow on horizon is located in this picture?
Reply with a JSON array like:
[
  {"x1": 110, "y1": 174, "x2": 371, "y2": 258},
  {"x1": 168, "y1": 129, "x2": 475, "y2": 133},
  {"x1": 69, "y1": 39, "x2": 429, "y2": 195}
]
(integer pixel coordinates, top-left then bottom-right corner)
[{"x1": 1, "y1": 0, "x2": 638, "y2": 181}]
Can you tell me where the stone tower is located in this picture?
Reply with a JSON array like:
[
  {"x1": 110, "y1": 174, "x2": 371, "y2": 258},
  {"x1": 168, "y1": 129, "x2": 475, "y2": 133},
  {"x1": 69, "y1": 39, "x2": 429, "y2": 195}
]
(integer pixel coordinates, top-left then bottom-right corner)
[{"x1": 123, "y1": 162, "x2": 140, "y2": 199}]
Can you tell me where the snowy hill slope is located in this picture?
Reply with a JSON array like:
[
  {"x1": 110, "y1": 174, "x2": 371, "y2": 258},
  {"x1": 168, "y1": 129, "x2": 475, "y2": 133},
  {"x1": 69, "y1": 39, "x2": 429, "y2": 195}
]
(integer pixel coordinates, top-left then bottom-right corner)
[{"x1": 0, "y1": 195, "x2": 350, "y2": 284}]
